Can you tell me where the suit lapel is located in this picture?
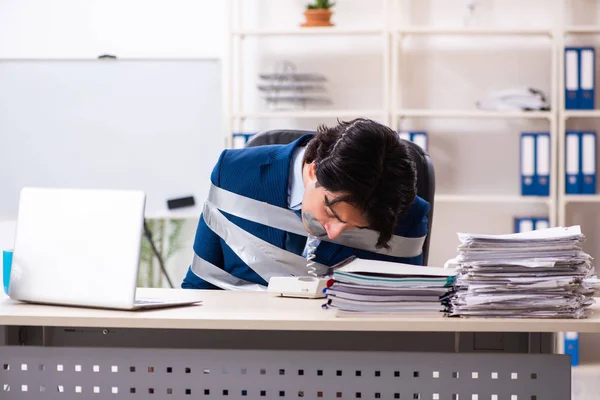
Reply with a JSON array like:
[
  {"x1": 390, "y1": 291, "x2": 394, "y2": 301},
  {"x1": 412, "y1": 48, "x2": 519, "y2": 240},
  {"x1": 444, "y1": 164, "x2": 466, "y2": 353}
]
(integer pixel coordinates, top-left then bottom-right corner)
[{"x1": 257, "y1": 135, "x2": 313, "y2": 250}]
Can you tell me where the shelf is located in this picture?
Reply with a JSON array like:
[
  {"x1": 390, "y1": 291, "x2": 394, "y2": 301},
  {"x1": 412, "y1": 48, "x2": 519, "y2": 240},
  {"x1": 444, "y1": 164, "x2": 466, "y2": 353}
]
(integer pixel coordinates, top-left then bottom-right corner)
[
  {"x1": 233, "y1": 110, "x2": 385, "y2": 119},
  {"x1": 563, "y1": 195, "x2": 600, "y2": 204},
  {"x1": 563, "y1": 110, "x2": 600, "y2": 119},
  {"x1": 396, "y1": 27, "x2": 552, "y2": 36},
  {"x1": 233, "y1": 28, "x2": 384, "y2": 37},
  {"x1": 396, "y1": 109, "x2": 553, "y2": 119},
  {"x1": 435, "y1": 195, "x2": 551, "y2": 204},
  {"x1": 564, "y1": 26, "x2": 600, "y2": 34}
]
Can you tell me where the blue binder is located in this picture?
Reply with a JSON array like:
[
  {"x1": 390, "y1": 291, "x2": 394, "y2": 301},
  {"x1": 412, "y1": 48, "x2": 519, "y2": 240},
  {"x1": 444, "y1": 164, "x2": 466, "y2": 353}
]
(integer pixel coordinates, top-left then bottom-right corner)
[
  {"x1": 520, "y1": 133, "x2": 536, "y2": 196},
  {"x1": 565, "y1": 131, "x2": 581, "y2": 194},
  {"x1": 581, "y1": 131, "x2": 597, "y2": 194},
  {"x1": 565, "y1": 47, "x2": 580, "y2": 110},
  {"x1": 398, "y1": 131, "x2": 428, "y2": 152},
  {"x1": 535, "y1": 132, "x2": 550, "y2": 196},
  {"x1": 564, "y1": 332, "x2": 580, "y2": 366},
  {"x1": 410, "y1": 131, "x2": 428, "y2": 152},
  {"x1": 514, "y1": 217, "x2": 550, "y2": 233},
  {"x1": 579, "y1": 47, "x2": 596, "y2": 110},
  {"x1": 232, "y1": 132, "x2": 256, "y2": 149},
  {"x1": 514, "y1": 218, "x2": 534, "y2": 233},
  {"x1": 534, "y1": 217, "x2": 550, "y2": 230}
]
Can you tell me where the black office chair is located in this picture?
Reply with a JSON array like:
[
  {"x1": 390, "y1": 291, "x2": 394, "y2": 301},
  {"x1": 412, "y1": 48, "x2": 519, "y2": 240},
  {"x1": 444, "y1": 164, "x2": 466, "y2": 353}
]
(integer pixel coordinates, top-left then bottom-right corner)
[{"x1": 245, "y1": 129, "x2": 436, "y2": 266}]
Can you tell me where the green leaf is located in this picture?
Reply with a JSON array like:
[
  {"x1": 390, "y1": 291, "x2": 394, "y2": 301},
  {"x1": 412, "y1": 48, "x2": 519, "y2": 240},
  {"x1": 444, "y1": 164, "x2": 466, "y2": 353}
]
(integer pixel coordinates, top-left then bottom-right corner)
[{"x1": 306, "y1": 0, "x2": 334, "y2": 9}]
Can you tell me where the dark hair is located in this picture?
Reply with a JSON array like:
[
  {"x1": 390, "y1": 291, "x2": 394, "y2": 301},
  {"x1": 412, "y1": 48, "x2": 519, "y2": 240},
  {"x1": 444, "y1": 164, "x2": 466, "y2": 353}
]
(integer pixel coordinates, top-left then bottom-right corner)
[{"x1": 304, "y1": 118, "x2": 417, "y2": 248}]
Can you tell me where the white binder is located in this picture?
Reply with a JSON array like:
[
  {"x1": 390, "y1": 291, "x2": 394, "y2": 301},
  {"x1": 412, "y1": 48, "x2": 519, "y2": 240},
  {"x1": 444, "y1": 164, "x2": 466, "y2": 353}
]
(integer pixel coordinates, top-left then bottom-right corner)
[
  {"x1": 232, "y1": 135, "x2": 247, "y2": 149},
  {"x1": 398, "y1": 131, "x2": 428, "y2": 152},
  {"x1": 581, "y1": 131, "x2": 597, "y2": 194},
  {"x1": 580, "y1": 48, "x2": 595, "y2": 109},
  {"x1": 519, "y1": 219, "x2": 534, "y2": 233},
  {"x1": 535, "y1": 219, "x2": 550, "y2": 230},
  {"x1": 411, "y1": 132, "x2": 428, "y2": 151},
  {"x1": 520, "y1": 134, "x2": 535, "y2": 195},
  {"x1": 565, "y1": 131, "x2": 581, "y2": 194},
  {"x1": 536, "y1": 133, "x2": 550, "y2": 195},
  {"x1": 565, "y1": 48, "x2": 579, "y2": 109}
]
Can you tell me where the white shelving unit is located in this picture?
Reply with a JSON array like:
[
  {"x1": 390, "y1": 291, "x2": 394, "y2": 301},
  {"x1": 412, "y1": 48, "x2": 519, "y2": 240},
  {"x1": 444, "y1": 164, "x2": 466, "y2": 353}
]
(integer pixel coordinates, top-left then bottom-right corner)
[
  {"x1": 435, "y1": 194, "x2": 552, "y2": 205},
  {"x1": 396, "y1": 27, "x2": 554, "y2": 36},
  {"x1": 563, "y1": 110, "x2": 600, "y2": 118},
  {"x1": 563, "y1": 195, "x2": 600, "y2": 204},
  {"x1": 389, "y1": 0, "x2": 559, "y2": 233},
  {"x1": 395, "y1": 109, "x2": 553, "y2": 119},
  {"x1": 233, "y1": 109, "x2": 386, "y2": 119},
  {"x1": 232, "y1": 28, "x2": 385, "y2": 36},
  {"x1": 226, "y1": 0, "x2": 393, "y2": 146},
  {"x1": 564, "y1": 26, "x2": 600, "y2": 34},
  {"x1": 556, "y1": 2, "x2": 600, "y2": 228}
]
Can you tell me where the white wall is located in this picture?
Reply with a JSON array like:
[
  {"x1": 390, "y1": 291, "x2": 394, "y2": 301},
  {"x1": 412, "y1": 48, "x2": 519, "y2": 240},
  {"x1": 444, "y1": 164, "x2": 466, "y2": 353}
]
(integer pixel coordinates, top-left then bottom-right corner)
[
  {"x1": 2, "y1": 0, "x2": 600, "y2": 278},
  {"x1": 0, "y1": 0, "x2": 228, "y2": 284},
  {"x1": 0, "y1": 0, "x2": 227, "y2": 59}
]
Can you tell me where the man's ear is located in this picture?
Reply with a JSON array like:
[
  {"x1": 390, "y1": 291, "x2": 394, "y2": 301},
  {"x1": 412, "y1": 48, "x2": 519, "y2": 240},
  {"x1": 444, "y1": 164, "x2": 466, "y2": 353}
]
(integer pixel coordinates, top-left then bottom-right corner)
[{"x1": 307, "y1": 162, "x2": 317, "y2": 180}]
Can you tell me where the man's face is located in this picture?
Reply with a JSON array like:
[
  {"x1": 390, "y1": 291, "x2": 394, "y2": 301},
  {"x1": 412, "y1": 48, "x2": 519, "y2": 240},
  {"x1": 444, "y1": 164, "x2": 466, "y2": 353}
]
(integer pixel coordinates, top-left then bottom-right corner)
[{"x1": 301, "y1": 162, "x2": 369, "y2": 240}]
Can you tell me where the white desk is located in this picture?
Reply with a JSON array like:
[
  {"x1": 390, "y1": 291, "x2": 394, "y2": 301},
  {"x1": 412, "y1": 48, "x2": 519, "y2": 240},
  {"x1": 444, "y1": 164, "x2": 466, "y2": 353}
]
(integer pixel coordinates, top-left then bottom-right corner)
[
  {"x1": 0, "y1": 288, "x2": 592, "y2": 399},
  {"x1": 1, "y1": 288, "x2": 599, "y2": 332}
]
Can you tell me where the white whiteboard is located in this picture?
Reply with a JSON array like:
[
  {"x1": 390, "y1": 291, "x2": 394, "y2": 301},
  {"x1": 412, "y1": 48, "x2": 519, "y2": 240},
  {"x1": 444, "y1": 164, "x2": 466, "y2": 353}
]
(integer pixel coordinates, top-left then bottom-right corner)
[{"x1": 0, "y1": 59, "x2": 223, "y2": 219}]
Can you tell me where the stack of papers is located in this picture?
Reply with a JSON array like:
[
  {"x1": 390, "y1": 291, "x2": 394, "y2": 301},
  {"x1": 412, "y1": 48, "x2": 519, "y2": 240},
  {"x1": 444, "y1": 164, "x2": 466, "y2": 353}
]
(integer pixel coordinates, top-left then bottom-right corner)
[
  {"x1": 476, "y1": 87, "x2": 550, "y2": 111},
  {"x1": 447, "y1": 226, "x2": 599, "y2": 319},
  {"x1": 325, "y1": 258, "x2": 455, "y2": 315}
]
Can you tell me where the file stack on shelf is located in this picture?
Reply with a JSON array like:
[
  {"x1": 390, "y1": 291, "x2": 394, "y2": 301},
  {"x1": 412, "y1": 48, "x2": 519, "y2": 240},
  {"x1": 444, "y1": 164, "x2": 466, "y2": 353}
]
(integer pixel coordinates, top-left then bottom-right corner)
[
  {"x1": 446, "y1": 226, "x2": 600, "y2": 319},
  {"x1": 258, "y1": 60, "x2": 332, "y2": 111},
  {"x1": 325, "y1": 258, "x2": 456, "y2": 316},
  {"x1": 476, "y1": 87, "x2": 550, "y2": 111}
]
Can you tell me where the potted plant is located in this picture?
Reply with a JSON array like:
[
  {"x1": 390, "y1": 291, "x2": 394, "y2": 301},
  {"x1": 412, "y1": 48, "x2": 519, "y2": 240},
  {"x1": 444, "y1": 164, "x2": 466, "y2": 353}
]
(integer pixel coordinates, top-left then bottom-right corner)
[{"x1": 301, "y1": 0, "x2": 335, "y2": 27}]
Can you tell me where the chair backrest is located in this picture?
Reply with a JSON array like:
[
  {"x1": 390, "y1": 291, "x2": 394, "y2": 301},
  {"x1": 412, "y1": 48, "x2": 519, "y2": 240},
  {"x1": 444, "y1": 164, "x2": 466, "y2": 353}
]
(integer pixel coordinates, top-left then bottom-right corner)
[{"x1": 245, "y1": 129, "x2": 435, "y2": 265}]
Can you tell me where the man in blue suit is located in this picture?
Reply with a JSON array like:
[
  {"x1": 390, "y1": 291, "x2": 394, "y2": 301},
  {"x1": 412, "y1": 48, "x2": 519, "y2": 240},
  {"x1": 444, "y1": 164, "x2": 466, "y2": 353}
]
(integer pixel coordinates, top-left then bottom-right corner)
[{"x1": 182, "y1": 118, "x2": 430, "y2": 290}]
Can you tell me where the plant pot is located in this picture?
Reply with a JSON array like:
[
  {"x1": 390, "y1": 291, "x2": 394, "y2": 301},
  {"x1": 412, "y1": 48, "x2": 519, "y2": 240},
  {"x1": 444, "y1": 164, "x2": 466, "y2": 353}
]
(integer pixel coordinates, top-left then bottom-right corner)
[{"x1": 301, "y1": 9, "x2": 334, "y2": 27}]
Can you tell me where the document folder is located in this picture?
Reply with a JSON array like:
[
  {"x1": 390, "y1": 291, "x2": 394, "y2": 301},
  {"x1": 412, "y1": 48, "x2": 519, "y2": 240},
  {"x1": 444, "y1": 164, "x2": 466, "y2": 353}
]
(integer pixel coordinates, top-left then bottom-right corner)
[
  {"x1": 565, "y1": 131, "x2": 581, "y2": 194},
  {"x1": 564, "y1": 332, "x2": 580, "y2": 366},
  {"x1": 535, "y1": 132, "x2": 550, "y2": 196},
  {"x1": 399, "y1": 131, "x2": 428, "y2": 152},
  {"x1": 520, "y1": 133, "x2": 536, "y2": 196},
  {"x1": 514, "y1": 218, "x2": 534, "y2": 233},
  {"x1": 232, "y1": 133, "x2": 255, "y2": 149},
  {"x1": 411, "y1": 131, "x2": 428, "y2": 152},
  {"x1": 535, "y1": 217, "x2": 550, "y2": 230},
  {"x1": 581, "y1": 131, "x2": 597, "y2": 194},
  {"x1": 580, "y1": 47, "x2": 596, "y2": 110},
  {"x1": 565, "y1": 47, "x2": 580, "y2": 109}
]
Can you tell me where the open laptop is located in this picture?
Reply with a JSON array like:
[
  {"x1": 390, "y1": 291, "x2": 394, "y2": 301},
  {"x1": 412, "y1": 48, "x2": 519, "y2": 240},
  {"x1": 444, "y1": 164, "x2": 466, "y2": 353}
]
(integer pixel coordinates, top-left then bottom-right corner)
[{"x1": 9, "y1": 187, "x2": 200, "y2": 310}]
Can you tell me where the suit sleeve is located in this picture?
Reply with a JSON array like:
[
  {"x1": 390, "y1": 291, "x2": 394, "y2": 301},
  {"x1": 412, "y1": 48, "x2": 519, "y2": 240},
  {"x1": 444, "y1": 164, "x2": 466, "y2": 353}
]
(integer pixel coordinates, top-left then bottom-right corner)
[
  {"x1": 401, "y1": 197, "x2": 430, "y2": 265},
  {"x1": 181, "y1": 150, "x2": 228, "y2": 290}
]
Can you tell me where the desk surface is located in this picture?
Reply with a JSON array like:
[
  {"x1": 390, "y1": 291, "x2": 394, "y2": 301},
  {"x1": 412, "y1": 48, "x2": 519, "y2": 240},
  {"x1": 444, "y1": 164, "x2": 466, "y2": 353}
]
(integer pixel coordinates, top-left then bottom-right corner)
[{"x1": 1, "y1": 288, "x2": 600, "y2": 333}]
